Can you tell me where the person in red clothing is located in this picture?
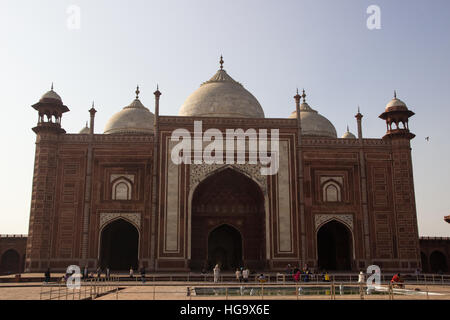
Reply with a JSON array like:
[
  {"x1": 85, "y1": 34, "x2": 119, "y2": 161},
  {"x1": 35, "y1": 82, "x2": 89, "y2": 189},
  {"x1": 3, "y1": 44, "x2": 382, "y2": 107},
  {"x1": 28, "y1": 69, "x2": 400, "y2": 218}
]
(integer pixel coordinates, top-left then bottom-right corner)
[
  {"x1": 294, "y1": 270, "x2": 301, "y2": 282},
  {"x1": 390, "y1": 273, "x2": 404, "y2": 288}
]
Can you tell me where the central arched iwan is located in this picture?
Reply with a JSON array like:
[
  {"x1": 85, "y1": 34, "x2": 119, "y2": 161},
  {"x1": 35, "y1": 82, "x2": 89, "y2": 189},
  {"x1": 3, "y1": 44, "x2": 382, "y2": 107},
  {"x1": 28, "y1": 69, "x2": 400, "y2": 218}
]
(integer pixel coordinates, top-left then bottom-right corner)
[{"x1": 190, "y1": 168, "x2": 265, "y2": 271}]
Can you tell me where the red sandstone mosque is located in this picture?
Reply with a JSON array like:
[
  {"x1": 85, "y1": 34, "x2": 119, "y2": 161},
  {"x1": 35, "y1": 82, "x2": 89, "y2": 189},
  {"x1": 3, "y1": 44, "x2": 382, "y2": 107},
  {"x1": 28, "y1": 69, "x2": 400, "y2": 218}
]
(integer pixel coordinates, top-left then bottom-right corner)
[{"x1": 5, "y1": 58, "x2": 447, "y2": 274}]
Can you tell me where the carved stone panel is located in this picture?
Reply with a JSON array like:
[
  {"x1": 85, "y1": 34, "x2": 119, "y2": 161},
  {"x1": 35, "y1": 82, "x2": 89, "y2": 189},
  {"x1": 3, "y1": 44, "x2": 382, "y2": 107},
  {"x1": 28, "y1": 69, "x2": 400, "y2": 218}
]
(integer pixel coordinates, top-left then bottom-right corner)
[
  {"x1": 314, "y1": 214, "x2": 354, "y2": 232},
  {"x1": 190, "y1": 163, "x2": 267, "y2": 195},
  {"x1": 99, "y1": 212, "x2": 141, "y2": 230}
]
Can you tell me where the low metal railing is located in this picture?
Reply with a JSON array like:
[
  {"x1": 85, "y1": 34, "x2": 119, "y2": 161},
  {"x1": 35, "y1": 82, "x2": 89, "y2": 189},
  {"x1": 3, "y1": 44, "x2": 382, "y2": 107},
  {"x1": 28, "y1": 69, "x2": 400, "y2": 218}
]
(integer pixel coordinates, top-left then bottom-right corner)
[
  {"x1": 106, "y1": 281, "x2": 450, "y2": 300},
  {"x1": 39, "y1": 276, "x2": 120, "y2": 300}
]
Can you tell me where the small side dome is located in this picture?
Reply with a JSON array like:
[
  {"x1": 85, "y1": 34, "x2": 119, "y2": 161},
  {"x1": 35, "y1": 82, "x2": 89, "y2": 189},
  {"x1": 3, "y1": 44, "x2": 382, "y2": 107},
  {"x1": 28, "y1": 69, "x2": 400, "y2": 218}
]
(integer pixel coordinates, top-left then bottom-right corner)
[
  {"x1": 341, "y1": 126, "x2": 356, "y2": 139},
  {"x1": 79, "y1": 122, "x2": 90, "y2": 134},
  {"x1": 39, "y1": 83, "x2": 62, "y2": 103},
  {"x1": 385, "y1": 90, "x2": 408, "y2": 112},
  {"x1": 289, "y1": 92, "x2": 337, "y2": 138},
  {"x1": 104, "y1": 86, "x2": 155, "y2": 135}
]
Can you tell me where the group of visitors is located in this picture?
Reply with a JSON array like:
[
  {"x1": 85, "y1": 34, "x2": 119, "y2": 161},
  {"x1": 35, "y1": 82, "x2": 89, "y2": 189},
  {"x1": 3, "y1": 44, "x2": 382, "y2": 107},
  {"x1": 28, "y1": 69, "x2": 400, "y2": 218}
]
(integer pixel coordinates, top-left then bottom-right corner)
[
  {"x1": 235, "y1": 267, "x2": 250, "y2": 282},
  {"x1": 286, "y1": 264, "x2": 314, "y2": 282}
]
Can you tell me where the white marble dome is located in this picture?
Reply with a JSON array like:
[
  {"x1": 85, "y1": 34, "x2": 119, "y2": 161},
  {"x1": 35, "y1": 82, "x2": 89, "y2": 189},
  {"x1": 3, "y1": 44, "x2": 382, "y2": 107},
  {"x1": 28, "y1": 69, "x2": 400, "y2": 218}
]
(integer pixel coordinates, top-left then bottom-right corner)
[
  {"x1": 79, "y1": 123, "x2": 90, "y2": 134},
  {"x1": 385, "y1": 92, "x2": 408, "y2": 112},
  {"x1": 289, "y1": 101, "x2": 337, "y2": 138},
  {"x1": 179, "y1": 68, "x2": 265, "y2": 118},
  {"x1": 104, "y1": 94, "x2": 154, "y2": 135}
]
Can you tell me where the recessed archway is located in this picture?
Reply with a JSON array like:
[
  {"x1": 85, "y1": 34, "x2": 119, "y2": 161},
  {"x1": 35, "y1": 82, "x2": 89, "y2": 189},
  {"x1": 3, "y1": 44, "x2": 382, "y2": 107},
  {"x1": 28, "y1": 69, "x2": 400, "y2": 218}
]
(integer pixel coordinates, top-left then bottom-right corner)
[
  {"x1": 317, "y1": 220, "x2": 353, "y2": 271},
  {"x1": 190, "y1": 168, "x2": 265, "y2": 271},
  {"x1": 208, "y1": 224, "x2": 243, "y2": 270},
  {"x1": 0, "y1": 249, "x2": 20, "y2": 274},
  {"x1": 99, "y1": 219, "x2": 139, "y2": 271},
  {"x1": 429, "y1": 250, "x2": 448, "y2": 273}
]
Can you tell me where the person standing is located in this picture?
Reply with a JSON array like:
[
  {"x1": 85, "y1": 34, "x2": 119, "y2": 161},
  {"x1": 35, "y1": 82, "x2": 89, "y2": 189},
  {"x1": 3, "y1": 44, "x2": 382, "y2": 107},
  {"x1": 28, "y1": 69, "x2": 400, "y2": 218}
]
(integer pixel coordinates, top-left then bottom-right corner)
[
  {"x1": 44, "y1": 268, "x2": 51, "y2": 283},
  {"x1": 140, "y1": 266, "x2": 146, "y2": 284},
  {"x1": 83, "y1": 265, "x2": 88, "y2": 279},
  {"x1": 294, "y1": 270, "x2": 301, "y2": 282},
  {"x1": 213, "y1": 264, "x2": 220, "y2": 283},
  {"x1": 242, "y1": 268, "x2": 249, "y2": 283},
  {"x1": 285, "y1": 264, "x2": 292, "y2": 276},
  {"x1": 96, "y1": 267, "x2": 101, "y2": 278},
  {"x1": 324, "y1": 271, "x2": 330, "y2": 282},
  {"x1": 358, "y1": 271, "x2": 365, "y2": 284},
  {"x1": 106, "y1": 267, "x2": 110, "y2": 280},
  {"x1": 129, "y1": 266, "x2": 134, "y2": 279},
  {"x1": 235, "y1": 268, "x2": 242, "y2": 282}
]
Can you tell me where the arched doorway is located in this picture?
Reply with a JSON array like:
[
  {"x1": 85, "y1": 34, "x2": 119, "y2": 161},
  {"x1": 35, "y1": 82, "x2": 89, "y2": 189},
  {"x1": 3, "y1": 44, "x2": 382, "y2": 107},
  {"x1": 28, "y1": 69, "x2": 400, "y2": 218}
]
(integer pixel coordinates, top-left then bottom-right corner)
[
  {"x1": 429, "y1": 251, "x2": 448, "y2": 273},
  {"x1": 99, "y1": 219, "x2": 139, "y2": 271},
  {"x1": 1, "y1": 249, "x2": 20, "y2": 274},
  {"x1": 317, "y1": 220, "x2": 353, "y2": 271},
  {"x1": 191, "y1": 168, "x2": 265, "y2": 271},
  {"x1": 208, "y1": 224, "x2": 242, "y2": 270}
]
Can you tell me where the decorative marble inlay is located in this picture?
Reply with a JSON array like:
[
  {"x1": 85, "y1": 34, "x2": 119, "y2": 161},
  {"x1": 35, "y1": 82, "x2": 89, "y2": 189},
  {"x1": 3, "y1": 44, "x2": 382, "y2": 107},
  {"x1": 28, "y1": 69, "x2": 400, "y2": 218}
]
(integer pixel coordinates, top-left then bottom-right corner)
[
  {"x1": 110, "y1": 174, "x2": 134, "y2": 183},
  {"x1": 99, "y1": 212, "x2": 141, "y2": 230},
  {"x1": 320, "y1": 176, "x2": 343, "y2": 185},
  {"x1": 190, "y1": 163, "x2": 267, "y2": 194},
  {"x1": 314, "y1": 214, "x2": 353, "y2": 231}
]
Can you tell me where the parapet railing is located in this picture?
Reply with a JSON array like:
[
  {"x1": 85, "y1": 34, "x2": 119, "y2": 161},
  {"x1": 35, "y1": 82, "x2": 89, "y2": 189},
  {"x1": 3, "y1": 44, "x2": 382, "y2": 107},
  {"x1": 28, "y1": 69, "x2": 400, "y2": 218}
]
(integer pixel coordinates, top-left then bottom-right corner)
[
  {"x1": 95, "y1": 272, "x2": 450, "y2": 285},
  {"x1": 39, "y1": 276, "x2": 120, "y2": 300},
  {"x1": 98, "y1": 281, "x2": 450, "y2": 300},
  {"x1": 37, "y1": 274, "x2": 450, "y2": 300}
]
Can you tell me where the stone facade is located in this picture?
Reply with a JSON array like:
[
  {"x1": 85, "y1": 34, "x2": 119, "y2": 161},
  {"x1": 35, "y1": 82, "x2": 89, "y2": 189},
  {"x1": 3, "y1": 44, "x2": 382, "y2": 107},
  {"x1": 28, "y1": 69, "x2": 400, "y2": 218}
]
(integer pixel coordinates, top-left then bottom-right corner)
[
  {"x1": 22, "y1": 72, "x2": 427, "y2": 273},
  {"x1": 22, "y1": 112, "x2": 426, "y2": 273}
]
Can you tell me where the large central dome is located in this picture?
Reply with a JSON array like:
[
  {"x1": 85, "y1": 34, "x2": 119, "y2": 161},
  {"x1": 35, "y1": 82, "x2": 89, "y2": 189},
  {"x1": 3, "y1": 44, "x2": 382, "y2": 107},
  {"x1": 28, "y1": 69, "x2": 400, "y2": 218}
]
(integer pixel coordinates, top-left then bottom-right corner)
[{"x1": 179, "y1": 61, "x2": 265, "y2": 118}]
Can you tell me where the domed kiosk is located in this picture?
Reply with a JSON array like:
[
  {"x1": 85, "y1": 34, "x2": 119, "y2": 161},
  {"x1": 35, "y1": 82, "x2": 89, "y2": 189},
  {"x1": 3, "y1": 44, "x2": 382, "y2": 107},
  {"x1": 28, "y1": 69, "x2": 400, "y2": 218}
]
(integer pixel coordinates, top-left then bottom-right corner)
[{"x1": 179, "y1": 56, "x2": 265, "y2": 118}]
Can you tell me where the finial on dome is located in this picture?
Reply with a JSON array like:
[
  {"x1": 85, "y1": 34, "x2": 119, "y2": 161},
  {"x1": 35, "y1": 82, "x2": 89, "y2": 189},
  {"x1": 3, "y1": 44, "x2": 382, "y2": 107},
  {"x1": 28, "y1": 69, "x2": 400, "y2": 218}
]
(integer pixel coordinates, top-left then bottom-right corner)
[
  {"x1": 135, "y1": 85, "x2": 140, "y2": 99},
  {"x1": 347, "y1": 125, "x2": 350, "y2": 132},
  {"x1": 394, "y1": 90, "x2": 397, "y2": 99},
  {"x1": 154, "y1": 84, "x2": 161, "y2": 97},
  {"x1": 302, "y1": 89, "x2": 307, "y2": 103},
  {"x1": 51, "y1": 82, "x2": 54, "y2": 91},
  {"x1": 294, "y1": 88, "x2": 301, "y2": 102},
  {"x1": 358, "y1": 105, "x2": 360, "y2": 113},
  {"x1": 220, "y1": 55, "x2": 224, "y2": 70},
  {"x1": 85, "y1": 121, "x2": 88, "y2": 127}
]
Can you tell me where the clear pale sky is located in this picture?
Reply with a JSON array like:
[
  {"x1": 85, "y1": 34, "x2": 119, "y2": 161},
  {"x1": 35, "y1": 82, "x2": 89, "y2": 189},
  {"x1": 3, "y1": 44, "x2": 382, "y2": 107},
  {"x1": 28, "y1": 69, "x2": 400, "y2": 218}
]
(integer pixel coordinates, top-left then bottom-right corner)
[{"x1": 0, "y1": 0, "x2": 449, "y2": 236}]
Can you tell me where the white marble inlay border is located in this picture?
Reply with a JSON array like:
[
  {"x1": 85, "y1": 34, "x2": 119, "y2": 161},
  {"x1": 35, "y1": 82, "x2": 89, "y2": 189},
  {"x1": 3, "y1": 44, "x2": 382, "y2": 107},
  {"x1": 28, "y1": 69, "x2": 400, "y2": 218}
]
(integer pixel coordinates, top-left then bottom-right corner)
[
  {"x1": 99, "y1": 212, "x2": 141, "y2": 230},
  {"x1": 314, "y1": 214, "x2": 353, "y2": 231}
]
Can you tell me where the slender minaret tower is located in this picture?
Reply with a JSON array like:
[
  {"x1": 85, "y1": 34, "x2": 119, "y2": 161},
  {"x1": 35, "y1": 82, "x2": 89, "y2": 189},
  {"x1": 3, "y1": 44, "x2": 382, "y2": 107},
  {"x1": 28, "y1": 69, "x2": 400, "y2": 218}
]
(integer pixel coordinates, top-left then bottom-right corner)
[
  {"x1": 355, "y1": 107, "x2": 371, "y2": 264},
  {"x1": 150, "y1": 85, "x2": 161, "y2": 270},
  {"x1": 81, "y1": 102, "x2": 97, "y2": 267},
  {"x1": 294, "y1": 89, "x2": 306, "y2": 266}
]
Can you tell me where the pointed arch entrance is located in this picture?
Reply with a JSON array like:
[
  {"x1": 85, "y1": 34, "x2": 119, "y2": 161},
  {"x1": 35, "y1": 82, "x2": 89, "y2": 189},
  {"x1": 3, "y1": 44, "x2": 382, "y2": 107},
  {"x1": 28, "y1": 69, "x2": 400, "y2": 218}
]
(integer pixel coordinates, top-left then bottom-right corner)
[
  {"x1": 190, "y1": 168, "x2": 265, "y2": 271},
  {"x1": 99, "y1": 219, "x2": 139, "y2": 271},
  {"x1": 317, "y1": 220, "x2": 353, "y2": 271},
  {"x1": 429, "y1": 251, "x2": 448, "y2": 273},
  {"x1": 0, "y1": 249, "x2": 20, "y2": 274}
]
